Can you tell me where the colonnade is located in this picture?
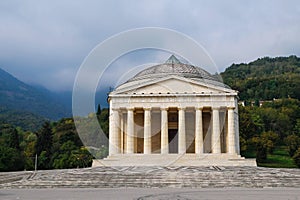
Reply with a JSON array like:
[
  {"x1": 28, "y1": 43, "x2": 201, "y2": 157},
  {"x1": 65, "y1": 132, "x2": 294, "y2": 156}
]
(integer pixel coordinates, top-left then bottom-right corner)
[{"x1": 109, "y1": 107, "x2": 237, "y2": 156}]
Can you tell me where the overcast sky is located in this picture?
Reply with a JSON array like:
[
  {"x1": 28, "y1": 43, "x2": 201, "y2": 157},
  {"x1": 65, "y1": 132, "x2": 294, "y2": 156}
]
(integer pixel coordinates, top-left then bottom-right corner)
[{"x1": 0, "y1": 0, "x2": 299, "y2": 91}]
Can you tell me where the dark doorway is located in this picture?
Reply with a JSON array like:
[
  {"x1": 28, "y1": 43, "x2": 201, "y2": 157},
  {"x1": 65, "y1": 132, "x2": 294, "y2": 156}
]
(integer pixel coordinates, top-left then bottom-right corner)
[{"x1": 168, "y1": 129, "x2": 178, "y2": 153}]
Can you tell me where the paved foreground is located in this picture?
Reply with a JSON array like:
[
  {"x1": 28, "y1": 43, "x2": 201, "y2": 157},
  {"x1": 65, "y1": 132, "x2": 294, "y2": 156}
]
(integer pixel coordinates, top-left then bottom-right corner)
[
  {"x1": 1, "y1": 188, "x2": 300, "y2": 200},
  {"x1": 0, "y1": 166, "x2": 300, "y2": 189}
]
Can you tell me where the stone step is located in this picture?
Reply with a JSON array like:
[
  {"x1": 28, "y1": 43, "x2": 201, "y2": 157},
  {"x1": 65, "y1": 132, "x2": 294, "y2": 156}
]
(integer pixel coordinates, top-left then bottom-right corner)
[
  {"x1": 95, "y1": 154, "x2": 256, "y2": 167},
  {"x1": 1, "y1": 166, "x2": 300, "y2": 188}
]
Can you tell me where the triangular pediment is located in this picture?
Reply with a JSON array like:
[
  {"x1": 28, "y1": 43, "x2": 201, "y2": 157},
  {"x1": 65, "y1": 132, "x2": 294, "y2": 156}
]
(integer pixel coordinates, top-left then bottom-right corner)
[{"x1": 111, "y1": 76, "x2": 236, "y2": 95}]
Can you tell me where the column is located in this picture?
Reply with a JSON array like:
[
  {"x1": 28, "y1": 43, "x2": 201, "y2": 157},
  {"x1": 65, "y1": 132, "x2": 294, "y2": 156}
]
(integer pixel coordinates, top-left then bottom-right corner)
[
  {"x1": 126, "y1": 108, "x2": 134, "y2": 154},
  {"x1": 235, "y1": 105, "x2": 240, "y2": 155},
  {"x1": 212, "y1": 107, "x2": 221, "y2": 154},
  {"x1": 195, "y1": 107, "x2": 204, "y2": 154},
  {"x1": 124, "y1": 113, "x2": 127, "y2": 153},
  {"x1": 227, "y1": 107, "x2": 236, "y2": 154},
  {"x1": 161, "y1": 107, "x2": 168, "y2": 154},
  {"x1": 109, "y1": 108, "x2": 120, "y2": 155},
  {"x1": 178, "y1": 107, "x2": 186, "y2": 154},
  {"x1": 144, "y1": 108, "x2": 151, "y2": 154},
  {"x1": 108, "y1": 108, "x2": 114, "y2": 156},
  {"x1": 120, "y1": 112, "x2": 124, "y2": 154}
]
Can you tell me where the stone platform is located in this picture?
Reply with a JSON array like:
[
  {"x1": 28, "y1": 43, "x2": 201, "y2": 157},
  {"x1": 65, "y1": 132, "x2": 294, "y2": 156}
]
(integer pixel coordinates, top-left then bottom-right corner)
[
  {"x1": 92, "y1": 154, "x2": 257, "y2": 167},
  {"x1": 1, "y1": 165, "x2": 300, "y2": 189}
]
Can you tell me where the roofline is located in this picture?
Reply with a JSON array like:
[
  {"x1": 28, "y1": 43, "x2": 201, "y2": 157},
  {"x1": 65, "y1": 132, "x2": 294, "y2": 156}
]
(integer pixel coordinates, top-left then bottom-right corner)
[
  {"x1": 112, "y1": 75, "x2": 236, "y2": 95},
  {"x1": 109, "y1": 92, "x2": 238, "y2": 98}
]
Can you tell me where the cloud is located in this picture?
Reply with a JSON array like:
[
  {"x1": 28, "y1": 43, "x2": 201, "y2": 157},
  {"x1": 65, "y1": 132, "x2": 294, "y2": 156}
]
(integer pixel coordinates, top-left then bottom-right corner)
[{"x1": 0, "y1": 0, "x2": 299, "y2": 91}]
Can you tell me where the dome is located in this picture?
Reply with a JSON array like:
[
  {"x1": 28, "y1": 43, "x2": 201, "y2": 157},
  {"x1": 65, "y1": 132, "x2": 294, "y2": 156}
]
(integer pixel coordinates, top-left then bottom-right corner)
[
  {"x1": 128, "y1": 55, "x2": 219, "y2": 82},
  {"x1": 121, "y1": 55, "x2": 230, "y2": 89}
]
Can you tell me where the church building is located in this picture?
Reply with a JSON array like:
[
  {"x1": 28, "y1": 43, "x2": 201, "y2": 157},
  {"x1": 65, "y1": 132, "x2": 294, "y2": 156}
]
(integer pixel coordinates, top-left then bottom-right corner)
[{"x1": 94, "y1": 55, "x2": 256, "y2": 166}]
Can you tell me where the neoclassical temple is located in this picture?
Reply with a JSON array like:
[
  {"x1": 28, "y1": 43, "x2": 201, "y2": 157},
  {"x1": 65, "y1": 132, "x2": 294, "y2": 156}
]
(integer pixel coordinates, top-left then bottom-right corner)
[{"x1": 94, "y1": 55, "x2": 256, "y2": 166}]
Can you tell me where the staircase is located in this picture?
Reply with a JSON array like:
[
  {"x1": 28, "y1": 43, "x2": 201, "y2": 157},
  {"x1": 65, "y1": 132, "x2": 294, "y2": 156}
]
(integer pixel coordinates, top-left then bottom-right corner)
[
  {"x1": 1, "y1": 166, "x2": 300, "y2": 189},
  {"x1": 93, "y1": 154, "x2": 257, "y2": 167}
]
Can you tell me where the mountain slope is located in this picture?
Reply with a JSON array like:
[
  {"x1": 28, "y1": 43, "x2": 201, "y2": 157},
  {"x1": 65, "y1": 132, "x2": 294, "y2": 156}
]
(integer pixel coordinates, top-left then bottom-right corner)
[
  {"x1": 0, "y1": 68, "x2": 71, "y2": 120},
  {"x1": 221, "y1": 55, "x2": 300, "y2": 101},
  {"x1": 0, "y1": 106, "x2": 46, "y2": 131}
]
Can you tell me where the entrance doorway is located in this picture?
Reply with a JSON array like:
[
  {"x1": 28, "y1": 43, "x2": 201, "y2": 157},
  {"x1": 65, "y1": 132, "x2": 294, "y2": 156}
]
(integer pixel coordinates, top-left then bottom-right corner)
[{"x1": 168, "y1": 129, "x2": 178, "y2": 153}]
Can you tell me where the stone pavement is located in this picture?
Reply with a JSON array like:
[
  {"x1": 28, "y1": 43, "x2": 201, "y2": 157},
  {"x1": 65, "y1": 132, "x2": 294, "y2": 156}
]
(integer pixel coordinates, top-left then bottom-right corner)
[
  {"x1": 0, "y1": 166, "x2": 300, "y2": 189},
  {"x1": 1, "y1": 188, "x2": 300, "y2": 200}
]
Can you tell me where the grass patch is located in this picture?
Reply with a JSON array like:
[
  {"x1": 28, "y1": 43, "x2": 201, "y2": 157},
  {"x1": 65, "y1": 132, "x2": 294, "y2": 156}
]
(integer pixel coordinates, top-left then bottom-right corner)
[{"x1": 258, "y1": 146, "x2": 298, "y2": 168}]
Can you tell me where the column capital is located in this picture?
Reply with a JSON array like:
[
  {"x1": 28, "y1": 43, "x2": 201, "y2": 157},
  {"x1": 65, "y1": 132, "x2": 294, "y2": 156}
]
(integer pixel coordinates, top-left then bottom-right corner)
[
  {"x1": 178, "y1": 107, "x2": 186, "y2": 111},
  {"x1": 195, "y1": 107, "x2": 203, "y2": 111},
  {"x1": 211, "y1": 106, "x2": 220, "y2": 110},
  {"x1": 127, "y1": 107, "x2": 134, "y2": 111},
  {"x1": 143, "y1": 107, "x2": 152, "y2": 111},
  {"x1": 227, "y1": 106, "x2": 235, "y2": 110},
  {"x1": 160, "y1": 107, "x2": 168, "y2": 111}
]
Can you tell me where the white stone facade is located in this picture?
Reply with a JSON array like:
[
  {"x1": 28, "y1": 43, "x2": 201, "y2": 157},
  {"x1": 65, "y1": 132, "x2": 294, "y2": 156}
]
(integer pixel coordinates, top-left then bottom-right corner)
[
  {"x1": 108, "y1": 93, "x2": 240, "y2": 156},
  {"x1": 98, "y1": 55, "x2": 256, "y2": 166}
]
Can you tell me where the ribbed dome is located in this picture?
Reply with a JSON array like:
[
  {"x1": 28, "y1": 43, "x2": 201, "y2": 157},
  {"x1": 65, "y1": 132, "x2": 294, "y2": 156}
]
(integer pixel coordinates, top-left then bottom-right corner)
[
  {"x1": 113, "y1": 55, "x2": 231, "y2": 92},
  {"x1": 128, "y1": 55, "x2": 220, "y2": 83}
]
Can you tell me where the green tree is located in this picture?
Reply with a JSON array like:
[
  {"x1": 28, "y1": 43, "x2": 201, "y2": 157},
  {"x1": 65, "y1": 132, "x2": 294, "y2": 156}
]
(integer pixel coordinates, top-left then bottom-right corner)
[
  {"x1": 239, "y1": 106, "x2": 264, "y2": 139},
  {"x1": 98, "y1": 108, "x2": 109, "y2": 137},
  {"x1": 0, "y1": 124, "x2": 24, "y2": 171},
  {"x1": 285, "y1": 135, "x2": 300, "y2": 157},
  {"x1": 295, "y1": 119, "x2": 300, "y2": 136},
  {"x1": 251, "y1": 131, "x2": 279, "y2": 162},
  {"x1": 52, "y1": 141, "x2": 93, "y2": 169},
  {"x1": 293, "y1": 147, "x2": 300, "y2": 168},
  {"x1": 96, "y1": 104, "x2": 101, "y2": 116},
  {"x1": 22, "y1": 132, "x2": 37, "y2": 170},
  {"x1": 251, "y1": 137, "x2": 267, "y2": 162},
  {"x1": 239, "y1": 137, "x2": 247, "y2": 155},
  {"x1": 0, "y1": 146, "x2": 23, "y2": 171},
  {"x1": 7, "y1": 127, "x2": 20, "y2": 150},
  {"x1": 35, "y1": 122, "x2": 53, "y2": 169}
]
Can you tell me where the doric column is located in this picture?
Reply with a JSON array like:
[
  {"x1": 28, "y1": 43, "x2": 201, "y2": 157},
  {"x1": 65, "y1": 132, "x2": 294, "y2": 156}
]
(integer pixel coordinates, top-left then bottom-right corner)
[
  {"x1": 212, "y1": 107, "x2": 221, "y2": 154},
  {"x1": 227, "y1": 107, "x2": 236, "y2": 154},
  {"x1": 195, "y1": 107, "x2": 204, "y2": 154},
  {"x1": 178, "y1": 107, "x2": 186, "y2": 154},
  {"x1": 161, "y1": 107, "x2": 168, "y2": 154},
  {"x1": 109, "y1": 108, "x2": 120, "y2": 155},
  {"x1": 144, "y1": 108, "x2": 151, "y2": 154},
  {"x1": 126, "y1": 108, "x2": 134, "y2": 154}
]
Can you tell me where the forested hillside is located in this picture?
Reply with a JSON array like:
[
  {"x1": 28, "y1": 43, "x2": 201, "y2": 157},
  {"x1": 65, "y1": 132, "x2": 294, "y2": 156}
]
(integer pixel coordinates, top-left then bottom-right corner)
[
  {"x1": 0, "y1": 106, "x2": 109, "y2": 171},
  {"x1": 221, "y1": 55, "x2": 300, "y2": 101},
  {"x1": 0, "y1": 106, "x2": 46, "y2": 131}
]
